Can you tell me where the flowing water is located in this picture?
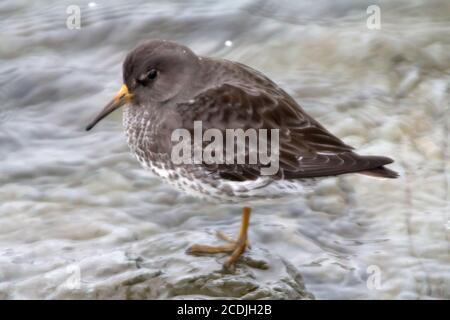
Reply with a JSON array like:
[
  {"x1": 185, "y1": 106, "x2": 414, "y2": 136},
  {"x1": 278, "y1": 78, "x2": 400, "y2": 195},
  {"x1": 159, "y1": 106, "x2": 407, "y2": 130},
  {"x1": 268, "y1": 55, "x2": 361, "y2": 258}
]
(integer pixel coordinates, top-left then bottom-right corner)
[{"x1": 1, "y1": 0, "x2": 449, "y2": 299}]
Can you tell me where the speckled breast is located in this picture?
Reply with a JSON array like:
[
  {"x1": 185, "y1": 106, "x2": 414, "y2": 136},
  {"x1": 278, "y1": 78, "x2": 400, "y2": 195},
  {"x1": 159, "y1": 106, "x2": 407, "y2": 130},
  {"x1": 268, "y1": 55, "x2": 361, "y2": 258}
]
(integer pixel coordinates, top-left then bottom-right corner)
[{"x1": 122, "y1": 106, "x2": 315, "y2": 203}]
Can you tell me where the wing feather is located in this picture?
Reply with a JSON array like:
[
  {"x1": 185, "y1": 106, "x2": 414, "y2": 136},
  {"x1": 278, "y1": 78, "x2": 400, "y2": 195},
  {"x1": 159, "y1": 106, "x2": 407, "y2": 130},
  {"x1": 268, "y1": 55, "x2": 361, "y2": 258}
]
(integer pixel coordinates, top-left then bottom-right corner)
[{"x1": 172, "y1": 78, "x2": 391, "y2": 181}]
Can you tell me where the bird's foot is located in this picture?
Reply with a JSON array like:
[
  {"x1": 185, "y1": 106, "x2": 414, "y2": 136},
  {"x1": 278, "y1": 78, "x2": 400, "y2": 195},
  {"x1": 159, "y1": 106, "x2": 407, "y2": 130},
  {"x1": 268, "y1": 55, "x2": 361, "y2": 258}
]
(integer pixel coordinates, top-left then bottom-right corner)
[
  {"x1": 187, "y1": 230, "x2": 250, "y2": 270},
  {"x1": 187, "y1": 207, "x2": 252, "y2": 270}
]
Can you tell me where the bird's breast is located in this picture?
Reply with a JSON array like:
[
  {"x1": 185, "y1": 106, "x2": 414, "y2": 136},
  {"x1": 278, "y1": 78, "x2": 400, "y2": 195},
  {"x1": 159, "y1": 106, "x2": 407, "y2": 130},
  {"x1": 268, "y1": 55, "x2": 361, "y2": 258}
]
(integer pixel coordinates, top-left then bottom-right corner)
[{"x1": 123, "y1": 105, "x2": 162, "y2": 167}]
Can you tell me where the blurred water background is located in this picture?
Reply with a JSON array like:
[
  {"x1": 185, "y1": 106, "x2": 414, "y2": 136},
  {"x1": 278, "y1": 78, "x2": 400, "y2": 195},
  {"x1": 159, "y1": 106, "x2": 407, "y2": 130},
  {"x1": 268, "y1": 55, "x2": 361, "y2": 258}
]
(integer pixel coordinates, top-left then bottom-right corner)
[{"x1": 0, "y1": 0, "x2": 449, "y2": 299}]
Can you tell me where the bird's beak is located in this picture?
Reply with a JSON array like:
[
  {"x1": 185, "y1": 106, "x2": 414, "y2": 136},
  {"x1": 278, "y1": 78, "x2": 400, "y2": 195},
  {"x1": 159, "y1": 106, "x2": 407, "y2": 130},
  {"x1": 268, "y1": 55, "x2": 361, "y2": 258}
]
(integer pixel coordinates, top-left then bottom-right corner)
[{"x1": 86, "y1": 84, "x2": 132, "y2": 131}]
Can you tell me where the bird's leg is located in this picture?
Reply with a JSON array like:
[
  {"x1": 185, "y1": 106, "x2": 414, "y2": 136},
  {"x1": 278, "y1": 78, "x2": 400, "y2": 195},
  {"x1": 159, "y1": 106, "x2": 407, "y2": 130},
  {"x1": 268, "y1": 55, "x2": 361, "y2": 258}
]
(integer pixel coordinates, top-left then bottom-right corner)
[
  {"x1": 224, "y1": 207, "x2": 251, "y2": 268},
  {"x1": 187, "y1": 207, "x2": 252, "y2": 269}
]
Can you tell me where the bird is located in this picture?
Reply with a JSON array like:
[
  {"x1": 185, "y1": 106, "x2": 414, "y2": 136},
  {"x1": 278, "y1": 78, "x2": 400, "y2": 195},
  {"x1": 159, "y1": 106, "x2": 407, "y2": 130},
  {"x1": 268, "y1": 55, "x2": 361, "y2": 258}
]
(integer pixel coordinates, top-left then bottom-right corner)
[{"x1": 86, "y1": 39, "x2": 398, "y2": 270}]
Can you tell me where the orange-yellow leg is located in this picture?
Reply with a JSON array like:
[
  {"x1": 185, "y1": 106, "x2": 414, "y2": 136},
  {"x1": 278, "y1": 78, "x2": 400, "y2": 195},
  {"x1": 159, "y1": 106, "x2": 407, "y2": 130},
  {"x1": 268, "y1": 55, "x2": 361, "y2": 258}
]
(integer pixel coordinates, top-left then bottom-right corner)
[{"x1": 187, "y1": 207, "x2": 252, "y2": 269}]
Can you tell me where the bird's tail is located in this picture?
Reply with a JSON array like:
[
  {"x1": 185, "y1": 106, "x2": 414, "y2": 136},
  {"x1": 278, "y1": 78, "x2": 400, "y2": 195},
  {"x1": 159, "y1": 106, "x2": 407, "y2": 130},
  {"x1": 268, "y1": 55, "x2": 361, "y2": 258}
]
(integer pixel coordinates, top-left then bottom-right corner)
[{"x1": 357, "y1": 155, "x2": 399, "y2": 179}]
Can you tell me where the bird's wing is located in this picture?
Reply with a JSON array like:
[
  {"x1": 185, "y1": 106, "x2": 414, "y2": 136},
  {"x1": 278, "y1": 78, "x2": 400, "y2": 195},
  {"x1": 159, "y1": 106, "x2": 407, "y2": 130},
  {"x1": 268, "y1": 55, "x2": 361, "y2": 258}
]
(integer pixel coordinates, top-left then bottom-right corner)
[{"x1": 172, "y1": 83, "x2": 392, "y2": 181}]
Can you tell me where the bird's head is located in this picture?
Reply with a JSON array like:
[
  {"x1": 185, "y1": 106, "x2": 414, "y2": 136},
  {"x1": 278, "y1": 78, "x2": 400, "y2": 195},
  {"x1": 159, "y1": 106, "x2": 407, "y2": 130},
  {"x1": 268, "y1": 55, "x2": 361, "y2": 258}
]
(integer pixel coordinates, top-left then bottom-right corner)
[{"x1": 86, "y1": 39, "x2": 199, "y2": 131}]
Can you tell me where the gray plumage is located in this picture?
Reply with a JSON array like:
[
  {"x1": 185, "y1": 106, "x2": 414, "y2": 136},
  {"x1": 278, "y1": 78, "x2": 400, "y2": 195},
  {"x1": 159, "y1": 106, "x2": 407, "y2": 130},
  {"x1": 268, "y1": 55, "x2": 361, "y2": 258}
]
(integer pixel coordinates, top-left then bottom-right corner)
[{"x1": 100, "y1": 39, "x2": 398, "y2": 202}]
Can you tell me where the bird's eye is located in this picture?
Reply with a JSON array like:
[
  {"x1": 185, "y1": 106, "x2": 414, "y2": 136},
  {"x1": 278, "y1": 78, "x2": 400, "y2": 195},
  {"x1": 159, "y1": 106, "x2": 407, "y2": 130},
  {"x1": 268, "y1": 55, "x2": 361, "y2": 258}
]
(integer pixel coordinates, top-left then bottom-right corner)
[
  {"x1": 137, "y1": 68, "x2": 158, "y2": 86},
  {"x1": 147, "y1": 69, "x2": 158, "y2": 80}
]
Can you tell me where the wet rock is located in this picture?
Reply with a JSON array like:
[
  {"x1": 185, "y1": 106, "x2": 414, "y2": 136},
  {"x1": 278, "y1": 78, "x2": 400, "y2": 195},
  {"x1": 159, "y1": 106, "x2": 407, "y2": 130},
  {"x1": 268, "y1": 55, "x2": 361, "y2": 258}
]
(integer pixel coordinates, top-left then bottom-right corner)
[{"x1": 0, "y1": 231, "x2": 313, "y2": 299}]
